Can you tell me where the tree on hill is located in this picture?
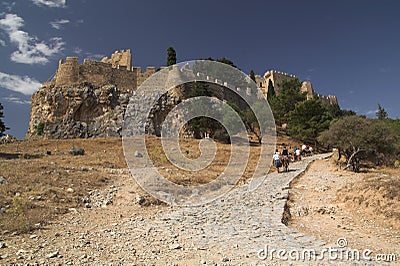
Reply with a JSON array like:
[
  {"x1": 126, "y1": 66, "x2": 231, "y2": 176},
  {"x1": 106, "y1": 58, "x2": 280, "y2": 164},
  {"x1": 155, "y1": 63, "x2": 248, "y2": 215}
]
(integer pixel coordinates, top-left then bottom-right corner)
[
  {"x1": 268, "y1": 78, "x2": 306, "y2": 125},
  {"x1": 0, "y1": 102, "x2": 8, "y2": 137},
  {"x1": 249, "y1": 70, "x2": 256, "y2": 82},
  {"x1": 287, "y1": 99, "x2": 332, "y2": 146},
  {"x1": 166, "y1": 47, "x2": 177, "y2": 66},
  {"x1": 280, "y1": 78, "x2": 303, "y2": 91},
  {"x1": 318, "y1": 115, "x2": 396, "y2": 172},
  {"x1": 241, "y1": 101, "x2": 274, "y2": 144},
  {"x1": 376, "y1": 103, "x2": 388, "y2": 120},
  {"x1": 186, "y1": 82, "x2": 219, "y2": 139},
  {"x1": 267, "y1": 79, "x2": 275, "y2": 100},
  {"x1": 215, "y1": 57, "x2": 237, "y2": 68}
]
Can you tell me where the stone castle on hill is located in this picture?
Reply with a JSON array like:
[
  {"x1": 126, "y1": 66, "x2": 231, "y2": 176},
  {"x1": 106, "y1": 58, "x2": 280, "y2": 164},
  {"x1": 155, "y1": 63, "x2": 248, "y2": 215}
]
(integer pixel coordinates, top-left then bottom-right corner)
[
  {"x1": 255, "y1": 70, "x2": 338, "y2": 106},
  {"x1": 27, "y1": 49, "x2": 338, "y2": 139},
  {"x1": 46, "y1": 49, "x2": 158, "y2": 91}
]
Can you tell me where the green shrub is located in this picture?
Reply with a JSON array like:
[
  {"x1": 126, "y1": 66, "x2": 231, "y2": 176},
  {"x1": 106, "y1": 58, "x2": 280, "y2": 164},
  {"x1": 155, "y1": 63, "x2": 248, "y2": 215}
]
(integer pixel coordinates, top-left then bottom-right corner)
[{"x1": 34, "y1": 122, "x2": 45, "y2": 136}]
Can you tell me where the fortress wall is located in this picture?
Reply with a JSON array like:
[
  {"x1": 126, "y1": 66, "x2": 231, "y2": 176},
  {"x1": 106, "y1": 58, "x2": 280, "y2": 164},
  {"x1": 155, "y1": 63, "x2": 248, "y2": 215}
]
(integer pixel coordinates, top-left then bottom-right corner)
[
  {"x1": 264, "y1": 70, "x2": 297, "y2": 94},
  {"x1": 111, "y1": 68, "x2": 138, "y2": 90},
  {"x1": 51, "y1": 50, "x2": 158, "y2": 91},
  {"x1": 101, "y1": 49, "x2": 132, "y2": 70},
  {"x1": 255, "y1": 75, "x2": 267, "y2": 95},
  {"x1": 111, "y1": 49, "x2": 131, "y2": 69},
  {"x1": 55, "y1": 57, "x2": 79, "y2": 86},
  {"x1": 317, "y1": 94, "x2": 338, "y2": 106},
  {"x1": 79, "y1": 60, "x2": 137, "y2": 90},
  {"x1": 79, "y1": 60, "x2": 115, "y2": 87},
  {"x1": 301, "y1": 81, "x2": 315, "y2": 100}
]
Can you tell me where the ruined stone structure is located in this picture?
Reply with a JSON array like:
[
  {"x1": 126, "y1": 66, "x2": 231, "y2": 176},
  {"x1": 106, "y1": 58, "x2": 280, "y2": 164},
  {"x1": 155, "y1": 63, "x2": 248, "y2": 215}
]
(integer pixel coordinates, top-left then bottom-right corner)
[
  {"x1": 48, "y1": 49, "x2": 156, "y2": 91},
  {"x1": 28, "y1": 49, "x2": 160, "y2": 138},
  {"x1": 27, "y1": 50, "x2": 339, "y2": 139},
  {"x1": 256, "y1": 70, "x2": 338, "y2": 105},
  {"x1": 101, "y1": 49, "x2": 132, "y2": 69}
]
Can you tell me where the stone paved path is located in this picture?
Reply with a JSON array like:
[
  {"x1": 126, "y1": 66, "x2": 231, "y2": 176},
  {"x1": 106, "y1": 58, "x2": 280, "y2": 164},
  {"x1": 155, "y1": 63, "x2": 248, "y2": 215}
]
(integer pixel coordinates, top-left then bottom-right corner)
[{"x1": 2, "y1": 153, "x2": 362, "y2": 266}]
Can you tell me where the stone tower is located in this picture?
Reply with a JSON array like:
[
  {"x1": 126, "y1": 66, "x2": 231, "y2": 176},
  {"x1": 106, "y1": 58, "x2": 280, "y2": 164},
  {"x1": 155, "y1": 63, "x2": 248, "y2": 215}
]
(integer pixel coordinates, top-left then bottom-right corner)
[
  {"x1": 55, "y1": 57, "x2": 79, "y2": 86},
  {"x1": 101, "y1": 49, "x2": 132, "y2": 70},
  {"x1": 301, "y1": 81, "x2": 315, "y2": 100}
]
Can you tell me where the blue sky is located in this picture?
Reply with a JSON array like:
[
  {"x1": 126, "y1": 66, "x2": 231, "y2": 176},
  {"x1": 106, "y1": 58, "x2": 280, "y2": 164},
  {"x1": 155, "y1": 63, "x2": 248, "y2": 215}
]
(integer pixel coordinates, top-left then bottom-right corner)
[{"x1": 0, "y1": 0, "x2": 399, "y2": 138}]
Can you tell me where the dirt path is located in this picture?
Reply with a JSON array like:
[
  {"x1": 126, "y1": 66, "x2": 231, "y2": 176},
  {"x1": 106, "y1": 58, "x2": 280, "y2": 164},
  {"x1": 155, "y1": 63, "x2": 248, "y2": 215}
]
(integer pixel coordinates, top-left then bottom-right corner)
[
  {"x1": 287, "y1": 158, "x2": 400, "y2": 263},
  {"x1": 1, "y1": 154, "x2": 398, "y2": 265}
]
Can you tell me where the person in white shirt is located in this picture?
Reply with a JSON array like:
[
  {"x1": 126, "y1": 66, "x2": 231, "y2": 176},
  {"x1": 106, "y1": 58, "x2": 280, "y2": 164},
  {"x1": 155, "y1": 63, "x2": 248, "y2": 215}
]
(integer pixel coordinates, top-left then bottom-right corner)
[
  {"x1": 295, "y1": 148, "x2": 301, "y2": 161},
  {"x1": 272, "y1": 149, "x2": 281, "y2": 173}
]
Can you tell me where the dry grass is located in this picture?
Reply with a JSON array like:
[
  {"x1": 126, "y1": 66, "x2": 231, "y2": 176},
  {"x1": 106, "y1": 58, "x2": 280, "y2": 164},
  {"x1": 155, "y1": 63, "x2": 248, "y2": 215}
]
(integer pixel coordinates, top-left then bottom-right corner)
[
  {"x1": 0, "y1": 138, "x2": 125, "y2": 234},
  {"x1": 0, "y1": 134, "x2": 302, "y2": 234},
  {"x1": 337, "y1": 169, "x2": 400, "y2": 223}
]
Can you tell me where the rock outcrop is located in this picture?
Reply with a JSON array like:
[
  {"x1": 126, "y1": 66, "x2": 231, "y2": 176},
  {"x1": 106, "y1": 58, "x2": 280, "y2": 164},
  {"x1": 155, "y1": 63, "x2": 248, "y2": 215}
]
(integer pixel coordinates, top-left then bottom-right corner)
[{"x1": 27, "y1": 83, "x2": 131, "y2": 138}]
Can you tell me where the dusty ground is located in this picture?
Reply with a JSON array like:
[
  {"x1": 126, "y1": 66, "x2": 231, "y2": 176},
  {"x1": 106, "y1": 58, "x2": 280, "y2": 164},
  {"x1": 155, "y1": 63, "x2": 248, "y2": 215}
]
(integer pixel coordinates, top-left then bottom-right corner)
[
  {"x1": 1, "y1": 137, "x2": 398, "y2": 264},
  {"x1": 287, "y1": 157, "x2": 400, "y2": 258},
  {"x1": 0, "y1": 136, "x2": 302, "y2": 235}
]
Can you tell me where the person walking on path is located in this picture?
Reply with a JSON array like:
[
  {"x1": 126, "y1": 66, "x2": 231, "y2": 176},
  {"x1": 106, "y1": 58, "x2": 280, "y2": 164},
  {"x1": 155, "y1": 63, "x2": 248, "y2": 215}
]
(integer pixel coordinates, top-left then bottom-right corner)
[{"x1": 273, "y1": 149, "x2": 281, "y2": 173}]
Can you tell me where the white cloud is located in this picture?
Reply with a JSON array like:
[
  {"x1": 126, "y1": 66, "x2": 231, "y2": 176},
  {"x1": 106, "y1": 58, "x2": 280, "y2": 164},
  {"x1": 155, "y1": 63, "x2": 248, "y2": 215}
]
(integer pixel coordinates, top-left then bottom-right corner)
[
  {"x1": 0, "y1": 72, "x2": 41, "y2": 95},
  {"x1": 31, "y1": 0, "x2": 66, "y2": 8},
  {"x1": 366, "y1": 109, "x2": 378, "y2": 116},
  {"x1": 50, "y1": 18, "x2": 70, "y2": 29},
  {"x1": 2, "y1": 96, "x2": 30, "y2": 105},
  {"x1": 85, "y1": 52, "x2": 105, "y2": 60},
  {"x1": 0, "y1": 13, "x2": 24, "y2": 30},
  {"x1": 0, "y1": 13, "x2": 65, "y2": 64},
  {"x1": 0, "y1": 39, "x2": 5, "y2": 46}
]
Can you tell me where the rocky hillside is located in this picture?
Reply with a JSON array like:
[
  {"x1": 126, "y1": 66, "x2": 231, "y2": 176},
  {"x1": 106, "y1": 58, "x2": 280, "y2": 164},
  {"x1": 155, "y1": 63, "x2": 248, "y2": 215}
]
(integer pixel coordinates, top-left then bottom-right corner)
[
  {"x1": 27, "y1": 83, "x2": 131, "y2": 139},
  {"x1": 26, "y1": 81, "x2": 184, "y2": 139}
]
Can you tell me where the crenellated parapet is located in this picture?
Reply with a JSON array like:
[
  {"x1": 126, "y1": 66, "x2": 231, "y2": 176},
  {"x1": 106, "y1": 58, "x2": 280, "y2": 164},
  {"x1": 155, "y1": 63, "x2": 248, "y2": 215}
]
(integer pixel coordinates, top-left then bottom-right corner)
[
  {"x1": 51, "y1": 49, "x2": 156, "y2": 91},
  {"x1": 257, "y1": 69, "x2": 338, "y2": 105}
]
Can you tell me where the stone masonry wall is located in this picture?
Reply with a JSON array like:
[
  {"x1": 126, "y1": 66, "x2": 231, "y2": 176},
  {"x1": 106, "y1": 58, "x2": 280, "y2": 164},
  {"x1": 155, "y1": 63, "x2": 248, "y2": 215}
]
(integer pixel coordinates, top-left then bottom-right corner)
[
  {"x1": 101, "y1": 49, "x2": 132, "y2": 70},
  {"x1": 53, "y1": 54, "x2": 155, "y2": 91},
  {"x1": 263, "y1": 70, "x2": 297, "y2": 94},
  {"x1": 55, "y1": 57, "x2": 79, "y2": 86}
]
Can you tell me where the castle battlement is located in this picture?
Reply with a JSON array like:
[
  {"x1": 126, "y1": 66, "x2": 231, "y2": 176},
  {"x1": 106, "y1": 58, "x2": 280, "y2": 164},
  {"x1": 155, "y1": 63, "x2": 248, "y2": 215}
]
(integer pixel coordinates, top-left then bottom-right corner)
[
  {"x1": 255, "y1": 69, "x2": 338, "y2": 105},
  {"x1": 51, "y1": 49, "x2": 156, "y2": 91}
]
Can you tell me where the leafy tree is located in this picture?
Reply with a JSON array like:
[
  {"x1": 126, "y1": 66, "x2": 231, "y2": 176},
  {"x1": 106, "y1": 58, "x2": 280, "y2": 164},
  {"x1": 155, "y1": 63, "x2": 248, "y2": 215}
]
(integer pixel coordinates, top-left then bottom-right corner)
[
  {"x1": 376, "y1": 103, "x2": 388, "y2": 120},
  {"x1": 318, "y1": 116, "x2": 396, "y2": 172},
  {"x1": 192, "y1": 57, "x2": 245, "y2": 88},
  {"x1": 323, "y1": 103, "x2": 356, "y2": 119},
  {"x1": 187, "y1": 81, "x2": 212, "y2": 98},
  {"x1": 215, "y1": 57, "x2": 237, "y2": 68},
  {"x1": 0, "y1": 102, "x2": 8, "y2": 137},
  {"x1": 287, "y1": 99, "x2": 332, "y2": 145},
  {"x1": 222, "y1": 102, "x2": 243, "y2": 135},
  {"x1": 268, "y1": 78, "x2": 306, "y2": 125},
  {"x1": 241, "y1": 101, "x2": 273, "y2": 144},
  {"x1": 166, "y1": 47, "x2": 177, "y2": 66},
  {"x1": 338, "y1": 108, "x2": 357, "y2": 118},
  {"x1": 280, "y1": 78, "x2": 303, "y2": 91},
  {"x1": 186, "y1": 82, "x2": 219, "y2": 138},
  {"x1": 249, "y1": 70, "x2": 256, "y2": 82},
  {"x1": 324, "y1": 103, "x2": 341, "y2": 118}
]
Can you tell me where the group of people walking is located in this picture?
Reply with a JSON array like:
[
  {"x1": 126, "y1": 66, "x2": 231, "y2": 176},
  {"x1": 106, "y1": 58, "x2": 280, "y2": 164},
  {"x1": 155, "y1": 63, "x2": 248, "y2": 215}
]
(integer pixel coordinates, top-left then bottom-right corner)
[{"x1": 272, "y1": 144, "x2": 314, "y2": 173}]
